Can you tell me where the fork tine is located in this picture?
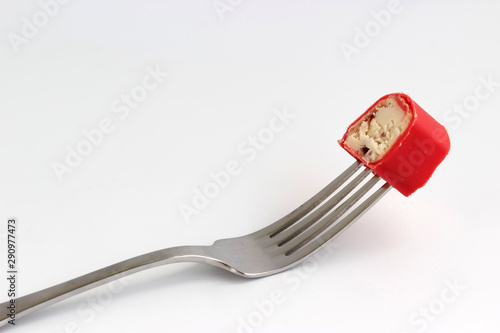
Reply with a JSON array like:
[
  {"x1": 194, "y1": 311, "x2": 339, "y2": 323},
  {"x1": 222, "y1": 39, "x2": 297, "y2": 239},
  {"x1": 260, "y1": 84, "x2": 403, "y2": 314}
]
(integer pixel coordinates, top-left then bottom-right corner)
[
  {"x1": 256, "y1": 161, "x2": 362, "y2": 238},
  {"x1": 279, "y1": 174, "x2": 385, "y2": 255},
  {"x1": 286, "y1": 181, "x2": 392, "y2": 258},
  {"x1": 273, "y1": 167, "x2": 372, "y2": 246}
]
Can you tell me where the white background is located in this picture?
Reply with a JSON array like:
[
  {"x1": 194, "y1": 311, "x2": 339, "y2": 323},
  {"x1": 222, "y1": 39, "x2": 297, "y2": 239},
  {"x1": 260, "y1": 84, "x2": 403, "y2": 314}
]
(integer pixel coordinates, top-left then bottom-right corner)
[{"x1": 1, "y1": 1, "x2": 499, "y2": 332}]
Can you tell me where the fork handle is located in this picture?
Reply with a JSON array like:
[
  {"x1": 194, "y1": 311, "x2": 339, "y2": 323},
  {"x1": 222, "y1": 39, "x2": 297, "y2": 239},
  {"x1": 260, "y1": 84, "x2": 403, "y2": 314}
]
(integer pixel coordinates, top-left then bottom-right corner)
[{"x1": 0, "y1": 245, "x2": 214, "y2": 327}]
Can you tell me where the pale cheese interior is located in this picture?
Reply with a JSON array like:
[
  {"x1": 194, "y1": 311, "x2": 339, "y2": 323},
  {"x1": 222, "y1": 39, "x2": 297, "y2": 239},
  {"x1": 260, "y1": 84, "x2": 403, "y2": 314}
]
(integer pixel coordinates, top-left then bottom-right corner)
[{"x1": 344, "y1": 96, "x2": 412, "y2": 163}]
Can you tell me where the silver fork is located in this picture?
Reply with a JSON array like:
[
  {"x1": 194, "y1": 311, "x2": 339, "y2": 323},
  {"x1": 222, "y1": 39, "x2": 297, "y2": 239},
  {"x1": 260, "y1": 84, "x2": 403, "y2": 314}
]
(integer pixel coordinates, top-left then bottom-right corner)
[{"x1": 0, "y1": 161, "x2": 391, "y2": 326}]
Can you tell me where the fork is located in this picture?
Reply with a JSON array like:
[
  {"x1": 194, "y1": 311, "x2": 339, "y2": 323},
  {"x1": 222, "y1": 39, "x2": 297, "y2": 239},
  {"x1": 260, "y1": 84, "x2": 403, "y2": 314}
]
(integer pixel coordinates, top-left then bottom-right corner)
[{"x1": 0, "y1": 161, "x2": 391, "y2": 326}]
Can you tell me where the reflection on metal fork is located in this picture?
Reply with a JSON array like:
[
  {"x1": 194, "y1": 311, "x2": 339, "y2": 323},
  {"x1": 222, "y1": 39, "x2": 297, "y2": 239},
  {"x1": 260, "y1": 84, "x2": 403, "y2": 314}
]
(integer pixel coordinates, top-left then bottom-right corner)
[{"x1": 0, "y1": 161, "x2": 391, "y2": 326}]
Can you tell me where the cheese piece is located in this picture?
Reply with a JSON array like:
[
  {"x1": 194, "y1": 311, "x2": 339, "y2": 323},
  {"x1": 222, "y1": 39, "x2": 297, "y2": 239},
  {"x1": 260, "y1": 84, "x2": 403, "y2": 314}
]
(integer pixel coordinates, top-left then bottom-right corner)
[{"x1": 339, "y1": 93, "x2": 450, "y2": 196}]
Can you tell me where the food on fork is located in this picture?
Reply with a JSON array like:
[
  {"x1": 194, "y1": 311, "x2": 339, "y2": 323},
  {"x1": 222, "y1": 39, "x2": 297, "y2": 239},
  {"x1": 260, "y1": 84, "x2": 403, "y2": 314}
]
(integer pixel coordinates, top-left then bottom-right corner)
[{"x1": 339, "y1": 93, "x2": 450, "y2": 196}]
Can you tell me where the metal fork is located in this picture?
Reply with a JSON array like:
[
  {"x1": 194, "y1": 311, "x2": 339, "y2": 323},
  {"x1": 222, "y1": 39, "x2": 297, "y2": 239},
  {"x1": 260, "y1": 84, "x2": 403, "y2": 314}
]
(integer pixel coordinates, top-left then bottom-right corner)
[{"x1": 0, "y1": 161, "x2": 391, "y2": 326}]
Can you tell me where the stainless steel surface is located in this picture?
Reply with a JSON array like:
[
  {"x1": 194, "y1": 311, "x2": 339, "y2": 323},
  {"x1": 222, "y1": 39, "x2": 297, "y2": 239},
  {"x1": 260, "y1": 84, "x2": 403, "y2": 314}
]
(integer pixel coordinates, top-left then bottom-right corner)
[{"x1": 0, "y1": 161, "x2": 391, "y2": 326}]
